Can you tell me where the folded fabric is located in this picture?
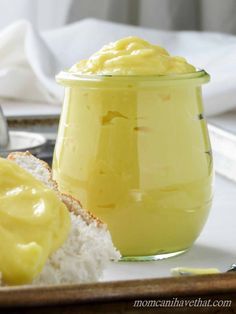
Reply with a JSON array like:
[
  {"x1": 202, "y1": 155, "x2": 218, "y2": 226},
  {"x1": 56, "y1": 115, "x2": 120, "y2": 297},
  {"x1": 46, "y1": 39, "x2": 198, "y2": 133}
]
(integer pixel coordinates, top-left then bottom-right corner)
[{"x1": 0, "y1": 18, "x2": 236, "y2": 116}]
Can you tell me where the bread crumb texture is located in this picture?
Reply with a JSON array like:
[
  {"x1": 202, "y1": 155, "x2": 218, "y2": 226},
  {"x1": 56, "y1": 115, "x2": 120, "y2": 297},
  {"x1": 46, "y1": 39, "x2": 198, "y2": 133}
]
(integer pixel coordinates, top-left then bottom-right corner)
[
  {"x1": 33, "y1": 212, "x2": 120, "y2": 285},
  {"x1": 0, "y1": 152, "x2": 120, "y2": 286}
]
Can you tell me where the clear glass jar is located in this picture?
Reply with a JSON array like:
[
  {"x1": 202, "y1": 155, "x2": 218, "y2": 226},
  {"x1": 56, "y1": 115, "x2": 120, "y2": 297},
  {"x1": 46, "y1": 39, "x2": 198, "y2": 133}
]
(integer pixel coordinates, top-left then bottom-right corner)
[{"x1": 53, "y1": 70, "x2": 213, "y2": 260}]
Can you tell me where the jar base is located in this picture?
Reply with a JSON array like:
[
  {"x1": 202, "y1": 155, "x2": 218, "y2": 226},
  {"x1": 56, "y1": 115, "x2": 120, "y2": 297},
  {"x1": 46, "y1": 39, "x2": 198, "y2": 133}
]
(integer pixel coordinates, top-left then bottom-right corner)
[{"x1": 120, "y1": 248, "x2": 188, "y2": 262}]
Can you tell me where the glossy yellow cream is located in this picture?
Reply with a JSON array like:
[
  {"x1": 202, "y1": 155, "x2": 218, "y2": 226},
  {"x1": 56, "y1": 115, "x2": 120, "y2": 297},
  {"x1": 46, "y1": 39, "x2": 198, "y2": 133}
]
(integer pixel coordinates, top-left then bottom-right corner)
[
  {"x1": 69, "y1": 36, "x2": 195, "y2": 75},
  {"x1": 171, "y1": 267, "x2": 220, "y2": 276},
  {"x1": 0, "y1": 158, "x2": 71, "y2": 285},
  {"x1": 54, "y1": 37, "x2": 212, "y2": 258}
]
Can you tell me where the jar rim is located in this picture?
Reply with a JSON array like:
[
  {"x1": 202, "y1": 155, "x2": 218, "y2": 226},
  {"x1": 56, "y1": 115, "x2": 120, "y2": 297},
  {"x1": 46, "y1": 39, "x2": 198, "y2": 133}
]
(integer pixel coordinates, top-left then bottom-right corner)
[{"x1": 56, "y1": 69, "x2": 210, "y2": 86}]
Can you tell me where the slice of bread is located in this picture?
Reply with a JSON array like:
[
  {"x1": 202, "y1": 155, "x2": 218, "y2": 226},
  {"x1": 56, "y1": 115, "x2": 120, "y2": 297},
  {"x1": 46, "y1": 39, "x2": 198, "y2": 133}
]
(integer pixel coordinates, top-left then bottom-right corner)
[{"x1": 6, "y1": 152, "x2": 120, "y2": 285}]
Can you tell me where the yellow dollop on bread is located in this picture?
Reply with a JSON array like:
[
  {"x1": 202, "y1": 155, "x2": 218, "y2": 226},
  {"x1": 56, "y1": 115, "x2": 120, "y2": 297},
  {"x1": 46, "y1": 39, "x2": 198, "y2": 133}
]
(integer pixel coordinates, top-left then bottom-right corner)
[{"x1": 0, "y1": 157, "x2": 71, "y2": 285}]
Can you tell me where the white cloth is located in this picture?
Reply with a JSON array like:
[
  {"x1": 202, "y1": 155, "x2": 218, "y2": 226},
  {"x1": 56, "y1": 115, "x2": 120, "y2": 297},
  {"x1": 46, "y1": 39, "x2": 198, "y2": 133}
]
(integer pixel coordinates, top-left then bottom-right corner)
[{"x1": 0, "y1": 18, "x2": 236, "y2": 116}]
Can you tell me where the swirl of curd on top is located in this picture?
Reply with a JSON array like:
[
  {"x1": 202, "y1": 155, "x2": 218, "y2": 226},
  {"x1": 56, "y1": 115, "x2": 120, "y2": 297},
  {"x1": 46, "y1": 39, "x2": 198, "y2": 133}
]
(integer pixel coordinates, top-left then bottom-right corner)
[{"x1": 69, "y1": 36, "x2": 196, "y2": 76}]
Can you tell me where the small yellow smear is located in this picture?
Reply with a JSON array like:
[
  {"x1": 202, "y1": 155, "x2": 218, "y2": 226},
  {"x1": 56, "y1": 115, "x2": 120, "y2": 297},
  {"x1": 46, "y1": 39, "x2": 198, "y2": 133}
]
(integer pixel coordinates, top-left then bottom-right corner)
[
  {"x1": 171, "y1": 267, "x2": 220, "y2": 276},
  {"x1": 70, "y1": 36, "x2": 195, "y2": 75},
  {"x1": 0, "y1": 158, "x2": 71, "y2": 285}
]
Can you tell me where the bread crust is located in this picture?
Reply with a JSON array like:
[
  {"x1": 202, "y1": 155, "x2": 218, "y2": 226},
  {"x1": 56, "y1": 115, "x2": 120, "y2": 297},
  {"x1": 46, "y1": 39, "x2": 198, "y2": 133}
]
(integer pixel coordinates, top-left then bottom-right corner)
[{"x1": 7, "y1": 151, "x2": 104, "y2": 228}]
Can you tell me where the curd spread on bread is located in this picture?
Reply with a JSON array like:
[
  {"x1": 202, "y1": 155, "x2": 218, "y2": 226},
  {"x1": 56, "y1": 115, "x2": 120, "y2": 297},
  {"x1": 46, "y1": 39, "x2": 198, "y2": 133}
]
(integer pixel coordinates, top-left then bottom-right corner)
[
  {"x1": 69, "y1": 36, "x2": 195, "y2": 75},
  {"x1": 0, "y1": 158, "x2": 71, "y2": 285},
  {"x1": 54, "y1": 37, "x2": 212, "y2": 257}
]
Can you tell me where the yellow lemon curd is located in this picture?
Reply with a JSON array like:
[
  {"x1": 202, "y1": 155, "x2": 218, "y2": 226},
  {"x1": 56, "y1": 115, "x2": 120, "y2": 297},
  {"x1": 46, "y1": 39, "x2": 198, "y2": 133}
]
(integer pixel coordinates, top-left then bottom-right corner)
[
  {"x1": 69, "y1": 36, "x2": 195, "y2": 75},
  {"x1": 0, "y1": 158, "x2": 71, "y2": 284},
  {"x1": 53, "y1": 36, "x2": 212, "y2": 258}
]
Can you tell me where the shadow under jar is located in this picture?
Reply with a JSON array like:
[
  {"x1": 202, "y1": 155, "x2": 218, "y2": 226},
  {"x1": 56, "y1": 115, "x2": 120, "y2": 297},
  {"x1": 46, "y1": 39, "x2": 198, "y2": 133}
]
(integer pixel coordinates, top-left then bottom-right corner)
[{"x1": 53, "y1": 70, "x2": 213, "y2": 261}]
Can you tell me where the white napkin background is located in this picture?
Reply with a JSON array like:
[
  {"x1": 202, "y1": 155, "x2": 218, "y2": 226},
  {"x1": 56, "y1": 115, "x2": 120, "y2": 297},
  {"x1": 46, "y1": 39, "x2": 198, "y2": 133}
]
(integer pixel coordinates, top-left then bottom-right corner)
[{"x1": 0, "y1": 18, "x2": 236, "y2": 116}]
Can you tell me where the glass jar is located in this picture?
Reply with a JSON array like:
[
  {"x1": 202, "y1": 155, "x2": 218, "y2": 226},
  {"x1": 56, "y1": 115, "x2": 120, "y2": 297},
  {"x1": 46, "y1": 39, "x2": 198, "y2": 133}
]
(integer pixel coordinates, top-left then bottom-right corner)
[{"x1": 53, "y1": 70, "x2": 213, "y2": 261}]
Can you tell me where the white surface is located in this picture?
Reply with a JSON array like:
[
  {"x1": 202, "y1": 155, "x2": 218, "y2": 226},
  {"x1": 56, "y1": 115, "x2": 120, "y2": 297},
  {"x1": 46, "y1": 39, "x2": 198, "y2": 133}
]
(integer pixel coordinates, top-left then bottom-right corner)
[
  {"x1": 209, "y1": 124, "x2": 236, "y2": 183},
  {"x1": 1, "y1": 130, "x2": 45, "y2": 150},
  {"x1": 209, "y1": 110, "x2": 236, "y2": 134},
  {"x1": 102, "y1": 174, "x2": 236, "y2": 281},
  {"x1": 1, "y1": 19, "x2": 236, "y2": 115},
  {"x1": 1, "y1": 100, "x2": 61, "y2": 118}
]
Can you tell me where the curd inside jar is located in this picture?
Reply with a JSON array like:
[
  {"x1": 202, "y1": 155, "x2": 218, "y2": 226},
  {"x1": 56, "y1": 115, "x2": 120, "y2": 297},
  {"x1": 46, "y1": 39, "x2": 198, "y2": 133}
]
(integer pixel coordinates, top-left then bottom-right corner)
[{"x1": 53, "y1": 71, "x2": 213, "y2": 258}]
